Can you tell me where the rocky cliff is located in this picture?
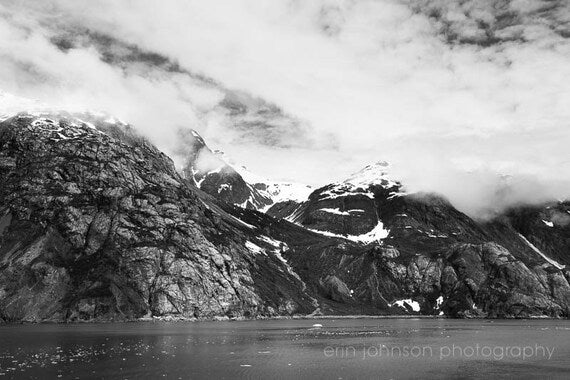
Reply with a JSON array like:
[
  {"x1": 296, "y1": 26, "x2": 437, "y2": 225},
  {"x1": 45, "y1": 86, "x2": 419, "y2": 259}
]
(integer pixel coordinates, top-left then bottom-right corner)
[{"x1": 0, "y1": 113, "x2": 316, "y2": 322}]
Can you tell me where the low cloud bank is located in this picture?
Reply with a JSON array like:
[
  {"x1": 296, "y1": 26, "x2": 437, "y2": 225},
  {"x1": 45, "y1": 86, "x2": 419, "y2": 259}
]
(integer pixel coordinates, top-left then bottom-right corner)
[{"x1": 0, "y1": 0, "x2": 569, "y2": 217}]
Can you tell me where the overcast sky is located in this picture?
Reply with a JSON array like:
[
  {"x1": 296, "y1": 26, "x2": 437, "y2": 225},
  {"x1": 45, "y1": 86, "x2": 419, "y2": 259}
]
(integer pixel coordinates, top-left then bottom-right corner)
[{"x1": 1, "y1": 0, "x2": 569, "y2": 217}]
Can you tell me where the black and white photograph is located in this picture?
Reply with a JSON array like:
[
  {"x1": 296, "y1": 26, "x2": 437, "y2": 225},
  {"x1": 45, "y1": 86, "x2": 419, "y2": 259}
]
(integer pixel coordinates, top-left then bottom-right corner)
[{"x1": 0, "y1": 0, "x2": 569, "y2": 379}]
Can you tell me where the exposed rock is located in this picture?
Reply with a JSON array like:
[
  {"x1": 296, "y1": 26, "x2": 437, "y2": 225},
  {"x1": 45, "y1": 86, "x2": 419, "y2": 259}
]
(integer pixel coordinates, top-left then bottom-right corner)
[
  {"x1": 0, "y1": 113, "x2": 316, "y2": 322},
  {"x1": 320, "y1": 275, "x2": 352, "y2": 303}
]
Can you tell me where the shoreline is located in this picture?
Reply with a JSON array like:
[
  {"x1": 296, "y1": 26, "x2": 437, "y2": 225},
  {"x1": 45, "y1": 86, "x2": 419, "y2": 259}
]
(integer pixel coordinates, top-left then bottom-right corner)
[{"x1": 1, "y1": 313, "x2": 565, "y2": 325}]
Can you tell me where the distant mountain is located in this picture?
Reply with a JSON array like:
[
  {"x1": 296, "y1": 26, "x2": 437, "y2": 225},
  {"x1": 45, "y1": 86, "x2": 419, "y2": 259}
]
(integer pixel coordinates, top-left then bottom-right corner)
[
  {"x1": 267, "y1": 161, "x2": 401, "y2": 233},
  {"x1": 179, "y1": 128, "x2": 312, "y2": 211},
  {"x1": 0, "y1": 111, "x2": 569, "y2": 322}
]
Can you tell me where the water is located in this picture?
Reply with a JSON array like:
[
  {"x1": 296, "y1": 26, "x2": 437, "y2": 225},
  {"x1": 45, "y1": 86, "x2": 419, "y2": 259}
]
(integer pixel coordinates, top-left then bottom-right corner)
[{"x1": 1, "y1": 318, "x2": 569, "y2": 379}]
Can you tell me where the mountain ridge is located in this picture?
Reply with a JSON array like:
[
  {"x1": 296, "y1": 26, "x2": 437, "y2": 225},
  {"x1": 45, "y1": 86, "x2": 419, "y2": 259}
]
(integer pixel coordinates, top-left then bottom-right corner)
[{"x1": 0, "y1": 111, "x2": 569, "y2": 322}]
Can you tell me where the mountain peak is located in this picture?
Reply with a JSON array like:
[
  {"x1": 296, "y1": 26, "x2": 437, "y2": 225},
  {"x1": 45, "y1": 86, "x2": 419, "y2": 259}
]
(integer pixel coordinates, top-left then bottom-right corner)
[
  {"x1": 180, "y1": 129, "x2": 312, "y2": 211},
  {"x1": 4, "y1": 112, "x2": 108, "y2": 142},
  {"x1": 313, "y1": 160, "x2": 402, "y2": 202},
  {"x1": 343, "y1": 160, "x2": 397, "y2": 188}
]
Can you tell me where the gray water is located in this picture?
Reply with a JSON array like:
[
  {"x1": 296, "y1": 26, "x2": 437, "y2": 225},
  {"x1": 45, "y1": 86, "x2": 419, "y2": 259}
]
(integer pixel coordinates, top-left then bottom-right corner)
[{"x1": 0, "y1": 318, "x2": 569, "y2": 379}]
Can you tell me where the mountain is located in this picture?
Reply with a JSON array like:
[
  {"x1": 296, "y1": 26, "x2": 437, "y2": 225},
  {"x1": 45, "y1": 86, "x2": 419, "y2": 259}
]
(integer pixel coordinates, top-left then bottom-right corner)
[
  {"x1": 179, "y1": 128, "x2": 312, "y2": 211},
  {"x1": 267, "y1": 161, "x2": 401, "y2": 232},
  {"x1": 0, "y1": 112, "x2": 569, "y2": 322},
  {"x1": 261, "y1": 161, "x2": 570, "y2": 318},
  {"x1": 0, "y1": 113, "x2": 317, "y2": 322}
]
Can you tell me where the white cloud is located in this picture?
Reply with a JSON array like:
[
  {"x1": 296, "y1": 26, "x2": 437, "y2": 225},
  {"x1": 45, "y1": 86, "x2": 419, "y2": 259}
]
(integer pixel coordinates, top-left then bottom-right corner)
[{"x1": 0, "y1": 0, "x2": 569, "y2": 216}]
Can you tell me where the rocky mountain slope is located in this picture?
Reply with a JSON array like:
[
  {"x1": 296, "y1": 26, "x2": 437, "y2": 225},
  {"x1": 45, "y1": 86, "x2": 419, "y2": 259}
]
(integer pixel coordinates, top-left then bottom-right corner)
[
  {"x1": 0, "y1": 113, "x2": 317, "y2": 322},
  {"x1": 259, "y1": 161, "x2": 570, "y2": 318},
  {"x1": 0, "y1": 113, "x2": 569, "y2": 321}
]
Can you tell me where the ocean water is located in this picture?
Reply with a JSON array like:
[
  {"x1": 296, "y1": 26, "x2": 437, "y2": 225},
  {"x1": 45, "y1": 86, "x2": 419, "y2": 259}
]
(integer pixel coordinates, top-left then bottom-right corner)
[{"x1": 0, "y1": 318, "x2": 569, "y2": 379}]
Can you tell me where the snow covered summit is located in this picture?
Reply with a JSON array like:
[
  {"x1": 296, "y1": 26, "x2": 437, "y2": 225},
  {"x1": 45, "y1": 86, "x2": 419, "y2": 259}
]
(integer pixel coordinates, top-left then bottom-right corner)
[{"x1": 316, "y1": 161, "x2": 404, "y2": 202}]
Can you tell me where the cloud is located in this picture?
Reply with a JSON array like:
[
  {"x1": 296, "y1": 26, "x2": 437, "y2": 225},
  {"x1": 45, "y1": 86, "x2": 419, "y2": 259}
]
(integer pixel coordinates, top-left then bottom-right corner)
[
  {"x1": 550, "y1": 210, "x2": 570, "y2": 227},
  {"x1": 0, "y1": 0, "x2": 569, "y2": 217},
  {"x1": 0, "y1": 3, "x2": 211, "y2": 158}
]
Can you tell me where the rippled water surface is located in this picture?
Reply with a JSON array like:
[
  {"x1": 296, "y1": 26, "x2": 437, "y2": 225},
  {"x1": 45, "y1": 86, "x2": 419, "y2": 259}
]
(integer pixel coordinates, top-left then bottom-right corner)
[{"x1": 1, "y1": 318, "x2": 569, "y2": 379}]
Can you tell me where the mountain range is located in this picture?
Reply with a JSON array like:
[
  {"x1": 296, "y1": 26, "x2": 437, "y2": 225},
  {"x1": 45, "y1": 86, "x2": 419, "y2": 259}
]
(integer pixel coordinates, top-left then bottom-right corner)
[{"x1": 0, "y1": 112, "x2": 569, "y2": 322}]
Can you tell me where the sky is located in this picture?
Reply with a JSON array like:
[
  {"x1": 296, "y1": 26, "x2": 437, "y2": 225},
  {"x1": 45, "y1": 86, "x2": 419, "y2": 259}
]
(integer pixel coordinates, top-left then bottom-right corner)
[{"x1": 0, "y1": 0, "x2": 569, "y2": 217}]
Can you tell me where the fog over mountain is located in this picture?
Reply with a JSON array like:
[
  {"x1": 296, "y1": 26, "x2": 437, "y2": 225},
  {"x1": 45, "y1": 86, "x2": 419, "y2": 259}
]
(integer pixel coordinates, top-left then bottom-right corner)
[{"x1": 1, "y1": 0, "x2": 569, "y2": 217}]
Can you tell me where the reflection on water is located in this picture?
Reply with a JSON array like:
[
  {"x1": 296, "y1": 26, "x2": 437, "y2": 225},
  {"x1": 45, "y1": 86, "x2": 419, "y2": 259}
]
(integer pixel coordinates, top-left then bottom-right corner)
[{"x1": 0, "y1": 318, "x2": 569, "y2": 379}]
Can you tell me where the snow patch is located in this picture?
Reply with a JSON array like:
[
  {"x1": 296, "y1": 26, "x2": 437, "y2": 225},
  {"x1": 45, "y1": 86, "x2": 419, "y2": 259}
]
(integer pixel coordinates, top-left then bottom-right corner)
[
  {"x1": 518, "y1": 233, "x2": 565, "y2": 270},
  {"x1": 28, "y1": 116, "x2": 106, "y2": 141},
  {"x1": 426, "y1": 231, "x2": 448, "y2": 238},
  {"x1": 542, "y1": 220, "x2": 554, "y2": 227},
  {"x1": 284, "y1": 204, "x2": 305, "y2": 224},
  {"x1": 258, "y1": 235, "x2": 283, "y2": 249},
  {"x1": 390, "y1": 299, "x2": 420, "y2": 312},
  {"x1": 230, "y1": 215, "x2": 255, "y2": 229},
  {"x1": 320, "y1": 185, "x2": 375, "y2": 200},
  {"x1": 435, "y1": 296, "x2": 443, "y2": 309},
  {"x1": 318, "y1": 161, "x2": 404, "y2": 201},
  {"x1": 386, "y1": 191, "x2": 407, "y2": 199},
  {"x1": 218, "y1": 183, "x2": 231, "y2": 193},
  {"x1": 351, "y1": 221, "x2": 390, "y2": 243},
  {"x1": 229, "y1": 163, "x2": 313, "y2": 207},
  {"x1": 343, "y1": 161, "x2": 399, "y2": 189},
  {"x1": 307, "y1": 228, "x2": 346, "y2": 239},
  {"x1": 260, "y1": 182, "x2": 313, "y2": 206},
  {"x1": 319, "y1": 208, "x2": 350, "y2": 215},
  {"x1": 245, "y1": 241, "x2": 265, "y2": 255},
  {"x1": 308, "y1": 220, "x2": 389, "y2": 244}
]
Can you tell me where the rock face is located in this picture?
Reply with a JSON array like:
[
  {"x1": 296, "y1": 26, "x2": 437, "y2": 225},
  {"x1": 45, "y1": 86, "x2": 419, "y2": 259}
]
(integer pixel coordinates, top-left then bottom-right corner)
[
  {"x1": 0, "y1": 113, "x2": 316, "y2": 322},
  {"x1": 258, "y1": 162, "x2": 570, "y2": 318},
  {"x1": 0, "y1": 113, "x2": 569, "y2": 322},
  {"x1": 442, "y1": 243, "x2": 570, "y2": 318}
]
